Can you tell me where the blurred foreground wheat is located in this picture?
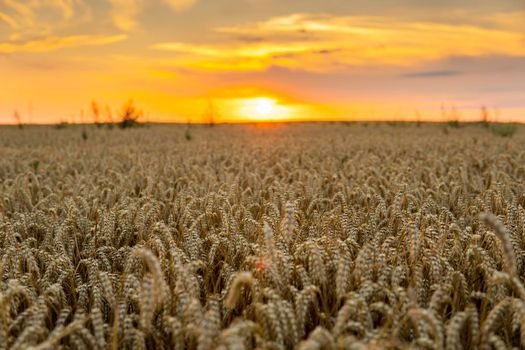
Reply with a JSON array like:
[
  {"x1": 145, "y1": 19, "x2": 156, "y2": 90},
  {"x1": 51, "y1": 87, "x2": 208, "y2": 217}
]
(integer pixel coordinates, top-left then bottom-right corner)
[{"x1": 0, "y1": 123, "x2": 524, "y2": 349}]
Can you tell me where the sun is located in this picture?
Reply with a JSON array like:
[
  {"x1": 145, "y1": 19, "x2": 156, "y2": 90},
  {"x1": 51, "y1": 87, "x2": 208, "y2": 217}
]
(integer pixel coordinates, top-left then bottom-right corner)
[
  {"x1": 235, "y1": 96, "x2": 294, "y2": 122},
  {"x1": 254, "y1": 98, "x2": 275, "y2": 117}
]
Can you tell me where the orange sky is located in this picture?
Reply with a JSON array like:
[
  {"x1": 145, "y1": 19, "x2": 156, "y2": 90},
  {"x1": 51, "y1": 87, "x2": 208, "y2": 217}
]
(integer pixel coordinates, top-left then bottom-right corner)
[{"x1": 1, "y1": 1, "x2": 524, "y2": 123}]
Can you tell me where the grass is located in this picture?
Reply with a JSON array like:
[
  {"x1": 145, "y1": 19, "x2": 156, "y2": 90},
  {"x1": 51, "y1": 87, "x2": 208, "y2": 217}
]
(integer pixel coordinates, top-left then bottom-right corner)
[
  {"x1": 490, "y1": 123, "x2": 518, "y2": 138},
  {"x1": 0, "y1": 123, "x2": 524, "y2": 349},
  {"x1": 447, "y1": 120, "x2": 461, "y2": 128}
]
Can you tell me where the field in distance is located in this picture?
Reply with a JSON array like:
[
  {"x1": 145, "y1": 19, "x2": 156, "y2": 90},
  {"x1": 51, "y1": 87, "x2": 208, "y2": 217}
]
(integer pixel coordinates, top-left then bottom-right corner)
[{"x1": 1, "y1": 122, "x2": 524, "y2": 349}]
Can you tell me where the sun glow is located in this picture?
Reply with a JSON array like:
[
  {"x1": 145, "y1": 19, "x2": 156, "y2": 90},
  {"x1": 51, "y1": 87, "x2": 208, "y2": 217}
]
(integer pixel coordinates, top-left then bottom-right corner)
[
  {"x1": 214, "y1": 94, "x2": 330, "y2": 123},
  {"x1": 237, "y1": 97, "x2": 288, "y2": 121},
  {"x1": 254, "y1": 98, "x2": 275, "y2": 117}
]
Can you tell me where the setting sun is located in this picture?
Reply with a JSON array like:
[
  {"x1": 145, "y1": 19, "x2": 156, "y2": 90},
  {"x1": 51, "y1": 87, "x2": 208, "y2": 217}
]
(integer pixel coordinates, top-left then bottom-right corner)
[
  {"x1": 254, "y1": 98, "x2": 275, "y2": 118},
  {"x1": 236, "y1": 97, "x2": 300, "y2": 122}
]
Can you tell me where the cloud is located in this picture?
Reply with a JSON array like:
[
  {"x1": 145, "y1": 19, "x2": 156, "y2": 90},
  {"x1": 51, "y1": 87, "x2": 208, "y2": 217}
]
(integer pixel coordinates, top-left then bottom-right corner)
[
  {"x1": 151, "y1": 13, "x2": 525, "y2": 73},
  {"x1": 2, "y1": 0, "x2": 35, "y2": 27},
  {"x1": 163, "y1": 0, "x2": 198, "y2": 12},
  {"x1": 0, "y1": 34, "x2": 128, "y2": 53},
  {"x1": 402, "y1": 70, "x2": 463, "y2": 78},
  {"x1": 2, "y1": 0, "x2": 76, "y2": 25},
  {"x1": 0, "y1": 11, "x2": 18, "y2": 28},
  {"x1": 109, "y1": 0, "x2": 142, "y2": 31},
  {"x1": 313, "y1": 49, "x2": 342, "y2": 55},
  {"x1": 152, "y1": 41, "x2": 311, "y2": 57},
  {"x1": 235, "y1": 36, "x2": 265, "y2": 43},
  {"x1": 0, "y1": 0, "x2": 94, "y2": 43},
  {"x1": 51, "y1": 0, "x2": 75, "y2": 19},
  {"x1": 108, "y1": 0, "x2": 199, "y2": 30}
]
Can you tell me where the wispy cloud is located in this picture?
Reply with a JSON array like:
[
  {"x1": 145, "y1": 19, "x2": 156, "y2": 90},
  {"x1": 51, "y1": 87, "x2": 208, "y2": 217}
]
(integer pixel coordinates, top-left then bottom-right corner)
[
  {"x1": 107, "y1": 0, "x2": 199, "y2": 31},
  {"x1": 163, "y1": 0, "x2": 198, "y2": 12},
  {"x1": 0, "y1": 34, "x2": 127, "y2": 53},
  {"x1": 0, "y1": 0, "x2": 92, "y2": 41},
  {"x1": 0, "y1": 11, "x2": 18, "y2": 28},
  {"x1": 109, "y1": 0, "x2": 143, "y2": 31},
  {"x1": 2, "y1": 0, "x2": 35, "y2": 28},
  {"x1": 2, "y1": 0, "x2": 78, "y2": 24},
  {"x1": 152, "y1": 13, "x2": 525, "y2": 73},
  {"x1": 49, "y1": 0, "x2": 76, "y2": 19}
]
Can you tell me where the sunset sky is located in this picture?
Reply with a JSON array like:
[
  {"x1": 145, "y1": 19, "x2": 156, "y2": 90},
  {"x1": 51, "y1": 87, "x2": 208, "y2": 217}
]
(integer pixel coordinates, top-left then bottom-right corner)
[{"x1": 1, "y1": 0, "x2": 524, "y2": 123}]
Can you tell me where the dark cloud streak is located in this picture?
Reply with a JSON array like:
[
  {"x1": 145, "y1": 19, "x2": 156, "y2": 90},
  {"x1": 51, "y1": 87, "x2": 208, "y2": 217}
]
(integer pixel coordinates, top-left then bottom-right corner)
[{"x1": 402, "y1": 70, "x2": 463, "y2": 78}]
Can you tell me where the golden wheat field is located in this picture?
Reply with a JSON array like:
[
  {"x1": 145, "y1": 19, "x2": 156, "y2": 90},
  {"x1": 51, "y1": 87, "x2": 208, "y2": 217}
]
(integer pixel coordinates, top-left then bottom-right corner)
[{"x1": 1, "y1": 123, "x2": 525, "y2": 350}]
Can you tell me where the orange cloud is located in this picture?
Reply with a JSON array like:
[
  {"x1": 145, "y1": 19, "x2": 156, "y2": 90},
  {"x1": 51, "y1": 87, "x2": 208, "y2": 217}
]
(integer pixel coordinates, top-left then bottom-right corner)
[
  {"x1": 0, "y1": 11, "x2": 18, "y2": 28},
  {"x1": 152, "y1": 14, "x2": 525, "y2": 73},
  {"x1": 108, "y1": 0, "x2": 199, "y2": 31},
  {"x1": 109, "y1": 0, "x2": 143, "y2": 31},
  {"x1": 163, "y1": 0, "x2": 198, "y2": 11},
  {"x1": 0, "y1": 0, "x2": 92, "y2": 42}
]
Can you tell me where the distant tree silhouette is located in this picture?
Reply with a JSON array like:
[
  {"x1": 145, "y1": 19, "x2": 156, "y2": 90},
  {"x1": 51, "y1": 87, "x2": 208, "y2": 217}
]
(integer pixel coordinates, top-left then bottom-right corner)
[
  {"x1": 480, "y1": 105, "x2": 490, "y2": 128},
  {"x1": 13, "y1": 110, "x2": 23, "y2": 129},
  {"x1": 204, "y1": 99, "x2": 219, "y2": 126},
  {"x1": 118, "y1": 99, "x2": 143, "y2": 129},
  {"x1": 92, "y1": 100, "x2": 102, "y2": 127}
]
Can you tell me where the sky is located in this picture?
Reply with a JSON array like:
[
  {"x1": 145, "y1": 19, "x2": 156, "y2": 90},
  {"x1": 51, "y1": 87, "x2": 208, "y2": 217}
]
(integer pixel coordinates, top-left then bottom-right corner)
[{"x1": 0, "y1": 0, "x2": 524, "y2": 124}]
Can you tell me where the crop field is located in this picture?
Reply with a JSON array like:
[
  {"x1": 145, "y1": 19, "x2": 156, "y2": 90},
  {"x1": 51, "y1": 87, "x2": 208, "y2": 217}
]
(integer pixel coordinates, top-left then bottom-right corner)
[{"x1": 1, "y1": 123, "x2": 525, "y2": 350}]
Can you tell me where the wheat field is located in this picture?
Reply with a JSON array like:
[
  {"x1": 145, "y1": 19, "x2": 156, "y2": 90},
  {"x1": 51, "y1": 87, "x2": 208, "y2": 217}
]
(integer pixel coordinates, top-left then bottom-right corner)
[{"x1": 1, "y1": 123, "x2": 524, "y2": 350}]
